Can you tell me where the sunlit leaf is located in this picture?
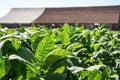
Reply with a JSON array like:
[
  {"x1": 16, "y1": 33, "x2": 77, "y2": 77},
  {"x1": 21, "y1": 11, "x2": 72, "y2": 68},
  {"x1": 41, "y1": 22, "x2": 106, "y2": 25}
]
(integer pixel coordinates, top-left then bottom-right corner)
[
  {"x1": 45, "y1": 49, "x2": 71, "y2": 67},
  {"x1": 35, "y1": 32, "x2": 54, "y2": 66},
  {"x1": 61, "y1": 31, "x2": 70, "y2": 46}
]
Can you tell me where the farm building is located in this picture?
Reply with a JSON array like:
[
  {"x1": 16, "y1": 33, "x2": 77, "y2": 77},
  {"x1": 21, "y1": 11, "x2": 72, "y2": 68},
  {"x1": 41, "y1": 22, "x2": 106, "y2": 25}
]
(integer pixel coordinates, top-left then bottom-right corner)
[{"x1": 0, "y1": 6, "x2": 120, "y2": 29}]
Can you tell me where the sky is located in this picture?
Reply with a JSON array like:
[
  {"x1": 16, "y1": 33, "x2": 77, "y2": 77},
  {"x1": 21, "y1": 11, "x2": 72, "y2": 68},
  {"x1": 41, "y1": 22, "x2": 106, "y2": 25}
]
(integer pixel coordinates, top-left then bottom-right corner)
[{"x1": 0, "y1": 0, "x2": 120, "y2": 17}]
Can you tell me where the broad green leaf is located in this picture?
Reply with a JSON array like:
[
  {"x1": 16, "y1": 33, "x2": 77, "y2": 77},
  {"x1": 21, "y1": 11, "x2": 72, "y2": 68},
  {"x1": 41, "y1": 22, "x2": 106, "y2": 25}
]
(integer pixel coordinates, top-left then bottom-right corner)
[
  {"x1": 91, "y1": 73, "x2": 102, "y2": 80},
  {"x1": 61, "y1": 31, "x2": 70, "y2": 46},
  {"x1": 9, "y1": 59, "x2": 27, "y2": 79},
  {"x1": 95, "y1": 30, "x2": 100, "y2": 37},
  {"x1": 80, "y1": 70, "x2": 91, "y2": 79},
  {"x1": 45, "y1": 49, "x2": 71, "y2": 67},
  {"x1": 62, "y1": 23, "x2": 70, "y2": 33},
  {"x1": 19, "y1": 46, "x2": 36, "y2": 63},
  {"x1": 47, "y1": 60, "x2": 66, "y2": 78},
  {"x1": 48, "y1": 60, "x2": 67, "y2": 74},
  {"x1": 26, "y1": 67, "x2": 40, "y2": 80},
  {"x1": 1, "y1": 40, "x2": 13, "y2": 56},
  {"x1": 30, "y1": 32, "x2": 41, "y2": 44},
  {"x1": 112, "y1": 39, "x2": 116, "y2": 46},
  {"x1": 9, "y1": 54, "x2": 39, "y2": 74},
  {"x1": 67, "y1": 43, "x2": 83, "y2": 52},
  {"x1": 17, "y1": 75, "x2": 24, "y2": 80},
  {"x1": 80, "y1": 69, "x2": 103, "y2": 80},
  {"x1": 6, "y1": 29, "x2": 15, "y2": 34},
  {"x1": 55, "y1": 44, "x2": 64, "y2": 49},
  {"x1": 54, "y1": 65, "x2": 66, "y2": 74},
  {"x1": 88, "y1": 69, "x2": 102, "y2": 80},
  {"x1": 35, "y1": 32, "x2": 54, "y2": 66},
  {"x1": 93, "y1": 43, "x2": 102, "y2": 51},
  {"x1": 12, "y1": 38, "x2": 21, "y2": 51},
  {"x1": 30, "y1": 32, "x2": 45, "y2": 51},
  {"x1": 0, "y1": 51, "x2": 5, "y2": 79}
]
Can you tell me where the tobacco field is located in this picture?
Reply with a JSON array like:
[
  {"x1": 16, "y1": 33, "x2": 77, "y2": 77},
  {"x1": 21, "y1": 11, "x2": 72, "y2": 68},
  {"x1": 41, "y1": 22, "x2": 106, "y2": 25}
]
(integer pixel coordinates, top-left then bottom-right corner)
[{"x1": 0, "y1": 24, "x2": 120, "y2": 80}]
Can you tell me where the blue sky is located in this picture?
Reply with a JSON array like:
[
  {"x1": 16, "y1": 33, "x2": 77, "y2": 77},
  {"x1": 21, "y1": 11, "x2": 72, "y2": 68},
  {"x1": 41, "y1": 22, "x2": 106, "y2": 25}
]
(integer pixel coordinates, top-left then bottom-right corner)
[{"x1": 0, "y1": 0, "x2": 120, "y2": 17}]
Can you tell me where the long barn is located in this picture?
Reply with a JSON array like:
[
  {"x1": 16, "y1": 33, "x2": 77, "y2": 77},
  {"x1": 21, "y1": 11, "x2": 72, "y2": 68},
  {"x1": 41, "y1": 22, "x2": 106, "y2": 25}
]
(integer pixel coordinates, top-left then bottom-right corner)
[{"x1": 0, "y1": 6, "x2": 120, "y2": 29}]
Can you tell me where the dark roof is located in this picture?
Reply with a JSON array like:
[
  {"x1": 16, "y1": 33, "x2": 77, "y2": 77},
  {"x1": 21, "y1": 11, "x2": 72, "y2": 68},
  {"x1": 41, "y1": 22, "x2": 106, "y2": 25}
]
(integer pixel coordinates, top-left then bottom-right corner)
[{"x1": 34, "y1": 6, "x2": 120, "y2": 24}]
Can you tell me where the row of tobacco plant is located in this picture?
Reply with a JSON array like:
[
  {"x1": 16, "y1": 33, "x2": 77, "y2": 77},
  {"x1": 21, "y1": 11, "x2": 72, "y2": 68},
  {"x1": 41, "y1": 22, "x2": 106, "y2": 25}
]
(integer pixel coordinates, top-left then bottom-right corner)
[{"x1": 0, "y1": 24, "x2": 120, "y2": 80}]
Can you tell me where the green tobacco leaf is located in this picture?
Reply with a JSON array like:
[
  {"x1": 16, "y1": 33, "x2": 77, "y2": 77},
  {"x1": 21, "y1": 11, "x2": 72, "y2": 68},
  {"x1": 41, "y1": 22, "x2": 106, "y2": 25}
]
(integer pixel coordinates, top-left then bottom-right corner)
[
  {"x1": 9, "y1": 54, "x2": 39, "y2": 74},
  {"x1": 30, "y1": 32, "x2": 41, "y2": 44},
  {"x1": 1, "y1": 40, "x2": 13, "y2": 56},
  {"x1": 31, "y1": 32, "x2": 46, "y2": 51},
  {"x1": 46, "y1": 60, "x2": 67, "y2": 79},
  {"x1": 35, "y1": 32, "x2": 54, "y2": 66},
  {"x1": 6, "y1": 29, "x2": 15, "y2": 34},
  {"x1": 80, "y1": 70, "x2": 91, "y2": 79},
  {"x1": 54, "y1": 65, "x2": 66, "y2": 74},
  {"x1": 93, "y1": 43, "x2": 102, "y2": 51},
  {"x1": 0, "y1": 51, "x2": 5, "y2": 79},
  {"x1": 26, "y1": 65, "x2": 40, "y2": 80},
  {"x1": 95, "y1": 30, "x2": 101, "y2": 37},
  {"x1": 67, "y1": 43, "x2": 83, "y2": 52},
  {"x1": 80, "y1": 69, "x2": 103, "y2": 80},
  {"x1": 88, "y1": 69, "x2": 102, "y2": 80},
  {"x1": 12, "y1": 38, "x2": 21, "y2": 52},
  {"x1": 62, "y1": 23, "x2": 70, "y2": 34},
  {"x1": 19, "y1": 46, "x2": 36, "y2": 63},
  {"x1": 45, "y1": 49, "x2": 71, "y2": 67},
  {"x1": 61, "y1": 31, "x2": 70, "y2": 46}
]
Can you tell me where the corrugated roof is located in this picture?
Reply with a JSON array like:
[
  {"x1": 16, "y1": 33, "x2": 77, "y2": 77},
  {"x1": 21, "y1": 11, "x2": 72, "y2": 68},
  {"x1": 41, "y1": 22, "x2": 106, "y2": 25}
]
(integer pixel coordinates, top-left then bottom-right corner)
[
  {"x1": 0, "y1": 8, "x2": 45, "y2": 24},
  {"x1": 34, "y1": 6, "x2": 120, "y2": 24}
]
